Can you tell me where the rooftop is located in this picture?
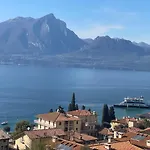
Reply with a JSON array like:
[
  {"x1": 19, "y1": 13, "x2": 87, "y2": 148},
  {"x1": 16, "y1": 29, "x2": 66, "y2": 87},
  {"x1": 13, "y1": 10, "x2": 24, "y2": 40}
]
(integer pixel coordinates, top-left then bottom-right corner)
[
  {"x1": 24, "y1": 129, "x2": 66, "y2": 139},
  {"x1": 115, "y1": 131, "x2": 137, "y2": 142},
  {"x1": 90, "y1": 141, "x2": 142, "y2": 150},
  {"x1": 56, "y1": 138, "x2": 84, "y2": 150},
  {"x1": 37, "y1": 112, "x2": 80, "y2": 122},
  {"x1": 67, "y1": 110, "x2": 93, "y2": 116},
  {"x1": 72, "y1": 132, "x2": 97, "y2": 142},
  {"x1": 99, "y1": 128, "x2": 113, "y2": 136},
  {"x1": 0, "y1": 130, "x2": 9, "y2": 140},
  {"x1": 130, "y1": 133, "x2": 150, "y2": 149}
]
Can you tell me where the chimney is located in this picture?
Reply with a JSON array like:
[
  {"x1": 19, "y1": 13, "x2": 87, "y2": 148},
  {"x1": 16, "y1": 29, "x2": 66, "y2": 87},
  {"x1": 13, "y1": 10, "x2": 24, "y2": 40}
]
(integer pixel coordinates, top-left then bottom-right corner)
[
  {"x1": 118, "y1": 132, "x2": 123, "y2": 138},
  {"x1": 104, "y1": 143, "x2": 111, "y2": 150},
  {"x1": 108, "y1": 136, "x2": 112, "y2": 143},
  {"x1": 147, "y1": 140, "x2": 150, "y2": 147},
  {"x1": 114, "y1": 131, "x2": 118, "y2": 139}
]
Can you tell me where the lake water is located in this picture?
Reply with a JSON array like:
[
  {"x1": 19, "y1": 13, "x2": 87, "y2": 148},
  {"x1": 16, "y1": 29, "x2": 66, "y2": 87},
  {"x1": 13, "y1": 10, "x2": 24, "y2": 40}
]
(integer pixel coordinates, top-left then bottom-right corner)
[{"x1": 0, "y1": 65, "x2": 150, "y2": 130}]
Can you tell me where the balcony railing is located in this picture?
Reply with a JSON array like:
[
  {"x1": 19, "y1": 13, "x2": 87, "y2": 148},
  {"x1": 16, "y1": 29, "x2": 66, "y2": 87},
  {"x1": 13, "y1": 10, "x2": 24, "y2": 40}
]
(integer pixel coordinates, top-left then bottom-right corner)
[{"x1": 34, "y1": 120, "x2": 55, "y2": 128}]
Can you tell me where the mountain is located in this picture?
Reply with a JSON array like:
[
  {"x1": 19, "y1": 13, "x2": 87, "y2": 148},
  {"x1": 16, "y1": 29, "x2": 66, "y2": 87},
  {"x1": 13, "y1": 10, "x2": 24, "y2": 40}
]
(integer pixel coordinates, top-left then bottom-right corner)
[
  {"x1": 0, "y1": 13, "x2": 85, "y2": 54},
  {"x1": 83, "y1": 38, "x2": 93, "y2": 44},
  {"x1": 133, "y1": 42, "x2": 150, "y2": 49},
  {"x1": 1, "y1": 13, "x2": 150, "y2": 71},
  {"x1": 69, "y1": 36, "x2": 148, "y2": 58}
]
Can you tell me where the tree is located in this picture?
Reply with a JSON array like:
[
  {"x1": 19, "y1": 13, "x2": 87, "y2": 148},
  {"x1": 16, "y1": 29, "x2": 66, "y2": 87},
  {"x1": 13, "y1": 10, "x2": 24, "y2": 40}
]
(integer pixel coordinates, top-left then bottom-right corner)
[
  {"x1": 82, "y1": 105, "x2": 85, "y2": 110},
  {"x1": 71, "y1": 92, "x2": 76, "y2": 110},
  {"x1": 3, "y1": 126, "x2": 10, "y2": 132},
  {"x1": 88, "y1": 108, "x2": 91, "y2": 112},
  {"x1": 68, "y1": 103, "x2": 72, "y2": 111},
  {"x1": 15, "y1": 120, "x2": 31, "y2": 132},
  {"x1": 109, "y1": 106, "x2": 116, "y2": 121},
  {"x1": 75, "y1": 104, "x2": 79, "y2": 110},
  {"x1": 49, "y1": 109, "x2": 53, "y2": 113},
  {"x1": 57, "y1": 105, "x2": 65, "y2": 113},
  {"x1": 102, "y1": 104, "x2": 110, "y2": 123}
]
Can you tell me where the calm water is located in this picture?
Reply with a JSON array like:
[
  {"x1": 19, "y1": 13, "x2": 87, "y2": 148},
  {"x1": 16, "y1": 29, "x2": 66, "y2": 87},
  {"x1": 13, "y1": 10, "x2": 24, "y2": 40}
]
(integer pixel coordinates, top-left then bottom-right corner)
[{"x1": 0, "y1": 65, "x2": 150, "y2": 130}]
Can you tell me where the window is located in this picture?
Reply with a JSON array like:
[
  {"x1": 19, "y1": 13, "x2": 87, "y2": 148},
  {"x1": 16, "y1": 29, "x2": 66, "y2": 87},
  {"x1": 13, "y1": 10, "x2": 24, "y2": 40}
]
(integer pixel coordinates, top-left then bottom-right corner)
[
  {"x1": 49, "y1": 121, "x2": 50, "y2": 124},
  {"x1": 76, "y1": 128, "x2": 78, "y2": 131},
  {"x1": 59, "y1": 122, "x2": 62, "y2": 125},
  {"x1": 65, "y1": 127, "x2": 68, "y2": 131},
  {"x1": 76, "y1": 121, "x2": 78, "y2": 124},
  {"x1": 3, "y1": 139, "x2": 6, "y2": 142}
]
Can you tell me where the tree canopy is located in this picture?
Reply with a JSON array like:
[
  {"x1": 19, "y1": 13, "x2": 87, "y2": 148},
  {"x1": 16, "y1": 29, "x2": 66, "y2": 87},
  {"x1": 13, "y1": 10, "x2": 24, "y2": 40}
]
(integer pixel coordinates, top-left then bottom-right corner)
[
  {"x1": 102, "y1": 104, "x2": 110, "y2": 123},
  {"x1": 49, "y1": 109, "x2": 53, "y2": 113},
  {"x1": 68, "y1": 93, "x2": 79, "y2": 111},
  {"x1": 82, "y1": 105, "x2": 86, "y2": 110},
  {"x1": 15, "y1": 120, "x2": 31, "y2": 132},
  {"x1": 109, "y1": 106, "x2": 116, "y2": 121},
  {"x1": 3, "y1": 126, "x2": 10, "y2": 132}
]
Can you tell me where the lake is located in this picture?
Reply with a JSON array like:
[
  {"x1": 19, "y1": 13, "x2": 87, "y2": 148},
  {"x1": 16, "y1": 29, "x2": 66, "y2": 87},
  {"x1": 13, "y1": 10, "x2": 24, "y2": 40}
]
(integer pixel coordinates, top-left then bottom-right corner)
[{"x1": 0, "y1": 65, "x2": 150, "y2": 130}]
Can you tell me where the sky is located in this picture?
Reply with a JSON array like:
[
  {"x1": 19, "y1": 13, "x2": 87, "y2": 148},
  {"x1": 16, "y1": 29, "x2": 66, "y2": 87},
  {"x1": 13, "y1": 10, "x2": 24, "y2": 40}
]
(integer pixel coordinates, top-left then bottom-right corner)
[{"x1": 0, "y1": 0, "x2": 150, "y2": 43}]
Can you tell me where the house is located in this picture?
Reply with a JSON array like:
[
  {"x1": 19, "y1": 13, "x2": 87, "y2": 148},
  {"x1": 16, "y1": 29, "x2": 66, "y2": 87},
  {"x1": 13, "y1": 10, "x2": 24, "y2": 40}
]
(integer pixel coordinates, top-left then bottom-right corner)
[
  {"x1": 34, "y1": 112, "x2": 81, "y2": 132},
  {"x1": 0, "y1": 130, "x2": 10, "y2": 150},
  {"x1": 67, "y1": 130, "x2": 98, "y2": 145},
  {"x1": 130, "y1": 133, "x2": 150, "y2": 149},
  {"x1": 98, "y1": 128, "x2": 113, "y2": 140},
  {"x1": 14, "y1": 128, "x2": 66, "y2": 150},
  {"x1": 67, "y1": 110, "x2": 98, "y2": 136},
  {"x1": 111, "y1": 117, "x2": 141, "y2": 131},
  {"x1": 90, "y1": 141, "x2": 142, "y2": 150}
]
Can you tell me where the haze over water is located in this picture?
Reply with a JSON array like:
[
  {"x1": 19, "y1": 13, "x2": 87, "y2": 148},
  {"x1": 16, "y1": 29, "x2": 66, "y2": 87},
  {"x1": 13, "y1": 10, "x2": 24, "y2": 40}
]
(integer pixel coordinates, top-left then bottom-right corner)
[{"x1": 0, "y1": 65, "x2": 150, "y2": 130}]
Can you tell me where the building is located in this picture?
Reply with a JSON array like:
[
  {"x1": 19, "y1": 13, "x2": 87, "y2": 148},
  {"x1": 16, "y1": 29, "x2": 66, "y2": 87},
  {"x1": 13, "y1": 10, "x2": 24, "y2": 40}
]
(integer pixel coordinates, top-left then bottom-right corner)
[
  {"x1": 98, "y1": 128, "x2": 113, "y2": 140},
  {"x1": 14, "y1": 128, "x2": 66, "y2": 150},
  {"x1": 67, "y1": 130, "x2": 98, "y2": 145},
  {"x1": 34, "y1": 112, "x2": 81, "y2": 132},
  {"x1": 0, "y1": 130, "x2": 10, "y2": 150},
  {"x1": 90, "y1": 141, "x2": 142, "y2": 150},
  {"x1": 67, "y1": 110, "x2": 98, "y2": 136}
]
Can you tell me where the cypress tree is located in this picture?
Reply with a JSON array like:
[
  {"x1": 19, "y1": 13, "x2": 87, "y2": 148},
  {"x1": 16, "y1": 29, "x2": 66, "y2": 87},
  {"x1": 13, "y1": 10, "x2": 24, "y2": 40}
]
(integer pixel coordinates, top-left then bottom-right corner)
[
  {"x1": 102, "y1": 104, "x2": 110, "y2": 123},
  {"x1": 82, "y1": 105, "x2": 85, "y2": 110},
  {"x1": 75, "y1": 104, "x2": 79, "y2": 110},
  {"x1": 71, "y1": 92, "x2": 76, "y2": 110},
  {"x1": 109, "y1": 106, "x2": 116, "y2": 121},
  {"x1": 68, "y1": 103, "x2": 72, "y2": 111}
]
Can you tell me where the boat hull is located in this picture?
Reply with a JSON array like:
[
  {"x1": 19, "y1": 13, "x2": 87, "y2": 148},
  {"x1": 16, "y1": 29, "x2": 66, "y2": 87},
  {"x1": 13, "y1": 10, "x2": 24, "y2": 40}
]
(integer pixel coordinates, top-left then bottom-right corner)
[{"x1": 114, "y1": 104, "x2": 150, "y2": 109}]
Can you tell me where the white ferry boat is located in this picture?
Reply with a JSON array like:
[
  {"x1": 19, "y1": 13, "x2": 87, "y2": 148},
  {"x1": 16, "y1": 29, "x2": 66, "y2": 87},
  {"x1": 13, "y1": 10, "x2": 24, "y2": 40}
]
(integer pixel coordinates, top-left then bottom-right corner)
[{"x1": 114, "y1": 96, "x2": 150, "y2": 108}]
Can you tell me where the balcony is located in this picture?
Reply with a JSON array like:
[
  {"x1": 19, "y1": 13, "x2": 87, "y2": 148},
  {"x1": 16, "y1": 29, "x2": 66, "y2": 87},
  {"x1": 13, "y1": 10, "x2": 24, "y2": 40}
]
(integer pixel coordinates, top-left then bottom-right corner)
[{"x1": 34, "y1": 120, "x2": 55, "y2": 128}]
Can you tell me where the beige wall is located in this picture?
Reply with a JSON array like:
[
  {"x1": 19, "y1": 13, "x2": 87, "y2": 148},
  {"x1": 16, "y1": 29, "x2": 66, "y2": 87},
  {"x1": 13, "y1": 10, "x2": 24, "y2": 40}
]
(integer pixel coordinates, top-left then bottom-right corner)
[
  {"x1": 37, "y1": 118, "x2": 57, "y2": 130},
  {"x1": 110, "y1": 122, "x2": 120, "y2": 130},
  {"x1": 14, "y1": 135, "x2": 32, "y2": 150},
  {"x1": 56, "y1": 120, "x2": 81, "y2": 132}
]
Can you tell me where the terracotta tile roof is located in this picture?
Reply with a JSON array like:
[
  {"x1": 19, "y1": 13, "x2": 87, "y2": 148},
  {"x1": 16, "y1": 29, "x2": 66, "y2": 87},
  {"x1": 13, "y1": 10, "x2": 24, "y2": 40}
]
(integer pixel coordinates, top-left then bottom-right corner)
[
  {"x1": 115, "y1": 131, "x2": 137, "y2": 142},
  {"x1": 37, "y1": 112, "x2": 80, "y2": 122},
  {"x1": 90, "y1": 141, "x2": 142, "y2": 150},
  {"x1": 99, "y1": 128, "x2": 113, "y2": 136},
  {"x1": 140, "y1": 127, "x2": 150, "y2": 135},
  {"x1": 128, "y1": 127, "x2": 141, "y2": 133},
  {"x1": 24, "y1": 129, "x2": 66, "y2": 139},
  {"x1": 130, "y1": 133, "x2": 150, "y2": 149},
  {"x1": 111, "y1": 119, "x2": 128, "y2": 124},
  {"x1": 73, "y1": 132, "x2": 97, "y2": 142},
  {"x1": 56, "y1": 138, "x2": 84, "y2": 150},
  {"x1": 0, "y1": 130, "x2": 10, "y2": 140},
  {"x1": 67, "y1": 110, "x2": 93, "y2": 116}
]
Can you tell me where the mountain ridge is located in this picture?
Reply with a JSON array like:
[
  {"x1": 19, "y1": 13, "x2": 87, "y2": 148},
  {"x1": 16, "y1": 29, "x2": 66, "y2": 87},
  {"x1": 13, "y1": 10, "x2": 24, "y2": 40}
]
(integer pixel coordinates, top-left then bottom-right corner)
[{"x1": 0, "y1": 13, "x2": 150, "y2": 71}]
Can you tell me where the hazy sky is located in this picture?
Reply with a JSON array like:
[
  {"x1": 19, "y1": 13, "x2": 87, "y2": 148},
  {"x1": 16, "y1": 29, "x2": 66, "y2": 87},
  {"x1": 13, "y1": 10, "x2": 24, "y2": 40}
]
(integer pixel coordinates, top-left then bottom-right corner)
[{"x1": 0, "y1": 0, "x2": 149, "y2": 43}]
